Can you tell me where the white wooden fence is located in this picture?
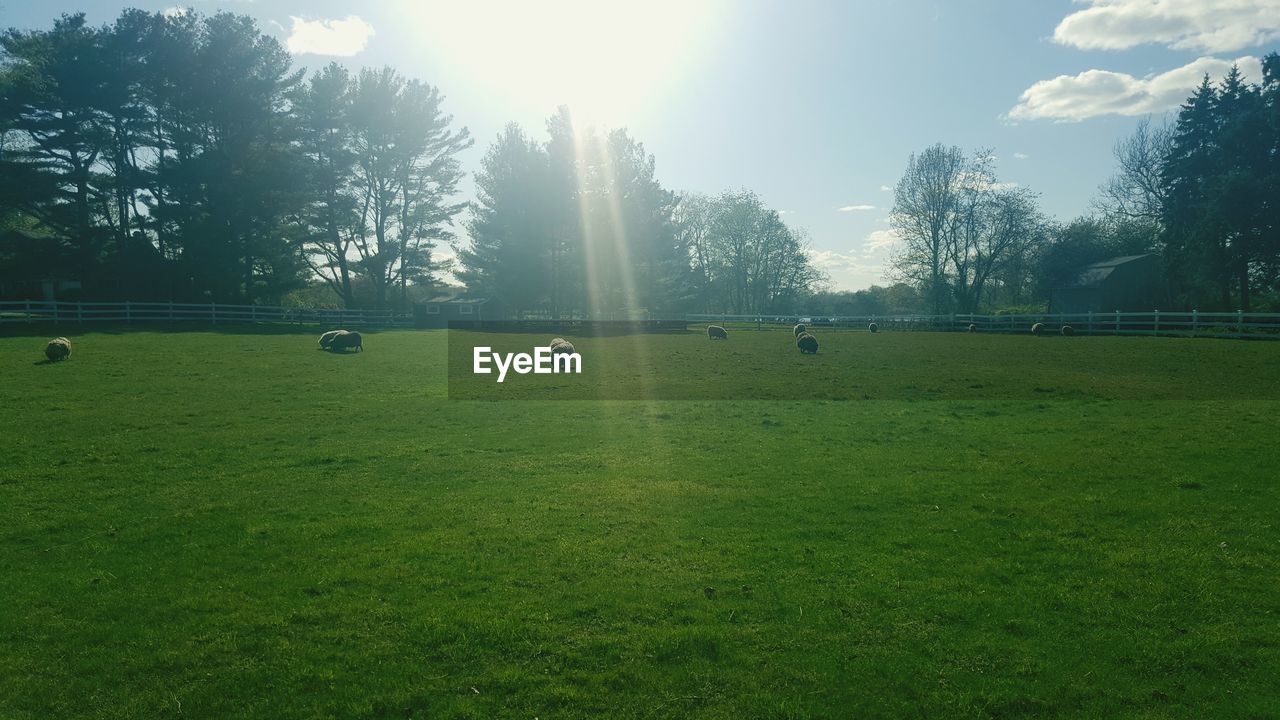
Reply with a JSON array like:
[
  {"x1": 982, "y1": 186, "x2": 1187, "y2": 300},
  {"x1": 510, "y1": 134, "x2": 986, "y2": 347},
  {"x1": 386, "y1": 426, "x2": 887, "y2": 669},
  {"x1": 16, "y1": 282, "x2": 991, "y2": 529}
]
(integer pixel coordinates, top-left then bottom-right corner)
[
  {"x1": 687, "y1": 311, "x2": 1280, "y2": 340},
  {"x1": 0, "y1": 300, "x2": 413, "y2": 327},
  {"x1": 4, "y1": 301, "x2": 1278, "y2": 339}
]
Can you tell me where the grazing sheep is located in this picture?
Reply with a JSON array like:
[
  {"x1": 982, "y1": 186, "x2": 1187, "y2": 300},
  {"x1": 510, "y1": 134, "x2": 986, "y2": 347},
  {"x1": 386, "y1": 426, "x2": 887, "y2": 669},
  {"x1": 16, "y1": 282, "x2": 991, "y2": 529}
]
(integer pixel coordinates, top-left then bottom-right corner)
[
  {"x1": 796, "y1": 332, "x2": 819, "y2": 354},
  {"x1": 968, "y1": 323, "x2": 977, "y2": 333},
  {"x1": 868, "y1": 322, "x2": 878, "y2": 333},
  {"x1": 1061, "y1": 325, "x2": 1075, "y2": 336},
  {"x1": 1031, "y1": 322, "x2": 1045, "y2": 336},
  {"x1": 793, "y1": 323, "x2": 806, "y2": 337},
  {"x1": 329, "y1": 331, "x2": 363, "y2": 352},
  {"x1": 707, "y1": 325, "x2": 728, "y2": 340},
  {"x1": 549, "y1": 337, "x2": 566, "y2": 348},
  {"x1": 551, "y1": 340, "x2": 576, "y2": 355},
  {"x1": 44, "y1": 337, "x2": 72, "y2": 362},
  {"x1": 319, "y1": 329, "x2": 348, "y2": 350}
]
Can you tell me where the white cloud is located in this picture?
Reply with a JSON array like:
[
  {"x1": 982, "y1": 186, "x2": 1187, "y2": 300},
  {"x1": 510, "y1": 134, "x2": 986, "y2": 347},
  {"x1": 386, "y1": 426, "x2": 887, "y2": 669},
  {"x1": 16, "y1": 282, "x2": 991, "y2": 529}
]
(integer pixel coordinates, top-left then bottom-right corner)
[
  {"x1": 1054, "y1": 0, "x2": 1280, "y2": 53},
  {"x1": 879, "y1": 185, "x2": 892, "y2": 192},
  {"x1": 778, "y1": 209, "x2": 796, "y2": 216},
  {"x1": 162, "y1": 6, "x2": 187, "y2": 18},
  {"x1": 286, "y1": 15, "x2": 375, "y2": 57},
  {"x1": 863, "y1": 229, "x2": 900, "y2": 253},
  {"x1": 1009, "y1": 55, "x2": 1262, "y2": 121},
  {"x1": 805, "y1": 229, "x2": 901, "y2": 290},
  {"x1": 1013, "y1": 152, "x2": 1030, "y2": 160},
  {"x1": 837, "y1": 204, "x2": 877, "y2": 212},
  {"x1": 807, "y1": 249, "x2": 883, "y2": 278}
]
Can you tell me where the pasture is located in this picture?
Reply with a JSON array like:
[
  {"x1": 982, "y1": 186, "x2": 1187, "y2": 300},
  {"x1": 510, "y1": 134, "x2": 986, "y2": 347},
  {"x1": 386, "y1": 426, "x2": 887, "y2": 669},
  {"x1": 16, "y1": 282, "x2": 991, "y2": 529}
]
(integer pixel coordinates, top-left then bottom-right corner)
[{"x1": 1, "y1": 326, "x2": 1278, "y2": 719}]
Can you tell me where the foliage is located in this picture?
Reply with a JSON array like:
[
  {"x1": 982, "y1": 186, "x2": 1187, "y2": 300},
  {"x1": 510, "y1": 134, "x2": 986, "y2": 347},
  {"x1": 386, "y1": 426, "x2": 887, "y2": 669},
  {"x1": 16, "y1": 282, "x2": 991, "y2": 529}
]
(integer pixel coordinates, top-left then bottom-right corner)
[{"x1": 0, "y1": 10, "x2": 470, "y2": 308}]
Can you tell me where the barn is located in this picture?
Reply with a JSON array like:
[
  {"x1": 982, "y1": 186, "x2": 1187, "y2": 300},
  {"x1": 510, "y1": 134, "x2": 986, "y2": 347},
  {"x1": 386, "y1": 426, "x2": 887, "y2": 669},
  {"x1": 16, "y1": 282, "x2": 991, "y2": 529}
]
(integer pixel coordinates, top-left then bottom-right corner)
[
  {"x1": 1050, "y1": 254, "x2": 1167, "y2": 314},
  {"x1": 413, "y1": 293, "x2": 505, "y2": 328}
]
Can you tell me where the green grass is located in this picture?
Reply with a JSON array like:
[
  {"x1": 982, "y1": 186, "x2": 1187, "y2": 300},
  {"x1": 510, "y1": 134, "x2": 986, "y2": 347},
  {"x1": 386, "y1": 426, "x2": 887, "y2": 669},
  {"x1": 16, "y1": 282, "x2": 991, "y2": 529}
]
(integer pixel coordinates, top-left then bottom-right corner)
[{"x1": 1, "y1": 326, "x2": 1278, "y2": 719}]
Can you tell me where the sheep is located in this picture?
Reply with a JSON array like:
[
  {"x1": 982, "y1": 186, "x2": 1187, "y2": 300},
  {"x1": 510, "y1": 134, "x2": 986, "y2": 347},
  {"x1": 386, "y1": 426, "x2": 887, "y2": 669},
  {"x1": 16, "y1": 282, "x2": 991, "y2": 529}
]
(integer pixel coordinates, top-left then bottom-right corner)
[
  {"x1": 968, "y1": 323, "x2": 977, "y2": 333},
  {"x1": 551, "y1": 340, "x2": 576, "y2": 355},
  {"x1": 793, "y1": 323, "x2": 806, "y2": 337},
  {"x1": 1031, "y1": 322, "x2": 1045, "y2": 336},
  {"x1": 1061, "y1": 325, "x2": 1075, "y2": 336},
  {"x1": 319, "y1": 329, "x2": 348, "y2": 350},
  {"x1": 707, "y1": 325, "x2": 728, "y2": 340},
  {"x1": 44, "y1": 337, "x2": 72, "y2": 362},
  {"x1": 868, "y1": 322, "x2": 878, "y2": 333},
  {"x1": 329, "y1": 331, "x2": 363, "y2": 352},
  {"x1": 549, "y1": 337, "x2": 566, "y2": 348},
  {"x1": 796, "y1": 332, "x2": 819, "y2": 354}
]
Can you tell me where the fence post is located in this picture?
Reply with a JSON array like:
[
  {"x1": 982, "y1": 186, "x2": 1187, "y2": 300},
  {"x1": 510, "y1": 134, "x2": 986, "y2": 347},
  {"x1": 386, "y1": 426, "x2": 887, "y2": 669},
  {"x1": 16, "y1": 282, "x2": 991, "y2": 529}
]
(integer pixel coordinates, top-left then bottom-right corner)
[
  {"x1": 25, "y1": 299, "x2": 31, "y2": 324},
  {"x1": 77, "y1": 301, "x2": 83, "y2": 323},
  {"x1": 1087, "y1": 311, "x2": 1093, "y2": 335},
  {"x1": 1191, "y1": 309, "x2": 1198, "y2": 338},
  {"x1": 1115, "y1": 310, "x2": 1120, "y2": 335},
  {"x1": 125, "y1": 300, "x2": 132, "y2": 324},
  {"x1": 211, "y1": 302, "x2": 217, "y2": 325},
  {"x1": 168, "y1": 301, "x2": 174, "y2": 321},
  {"x1": 1154, "y1": 309, "x2": 1160, "y2": 336},
  {"x1": 251, "y1": 305, "x2": 257, "y2": 323},
  {"x1": 1237, "y1": 309, "x2": 1244, "y2": 336}
]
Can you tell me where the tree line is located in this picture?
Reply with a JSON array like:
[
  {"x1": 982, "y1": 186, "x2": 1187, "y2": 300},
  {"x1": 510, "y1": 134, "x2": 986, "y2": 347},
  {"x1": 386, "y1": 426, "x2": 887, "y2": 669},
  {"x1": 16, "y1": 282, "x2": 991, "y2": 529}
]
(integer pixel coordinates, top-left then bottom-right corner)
[
  {"x1": 1, "y1": 9, "x2": 825, "y2": 314},
  {"x1": 457, "y1": 115, "x2": 823, "y2": 318},
  {"x1": 0, "y1": 11, "x2": 472, "y2": 309},
  {"x1": 5, "y1": 10, "x2": 1278, "y2": 315},
  {"x1": 885, "y1": 56, "x2": 1280, "y2": 314}
]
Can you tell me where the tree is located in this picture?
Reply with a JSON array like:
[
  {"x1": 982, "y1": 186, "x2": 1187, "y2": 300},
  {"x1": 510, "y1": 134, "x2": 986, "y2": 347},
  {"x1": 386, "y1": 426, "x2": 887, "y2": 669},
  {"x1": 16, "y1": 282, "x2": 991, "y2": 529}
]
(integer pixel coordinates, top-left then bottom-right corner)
[
  {"x1": 0, "y1": 14, "x2": 112, "y2": 273},
  {"x1": 889, "y1": 144, "x2": 967, "y2": 314},
  {"x1": 345, "y1": 67, "x2": 471, "y2": 311},
  {"x1": 1096, "y1": 116, "x2": 1173, "y2": 224},
  {"x1": 457, "y1": 123, "x2": 555, "y2": 314},
  {"x1": 1161, "y1": 64, "x2": 1275, "y2": 310},
  {"x1": 293, "y1": 63, "x2": 360, "y2": 307},
  {"x1": 890, "y1": 145, "x2": 1041, "y2": 313}
]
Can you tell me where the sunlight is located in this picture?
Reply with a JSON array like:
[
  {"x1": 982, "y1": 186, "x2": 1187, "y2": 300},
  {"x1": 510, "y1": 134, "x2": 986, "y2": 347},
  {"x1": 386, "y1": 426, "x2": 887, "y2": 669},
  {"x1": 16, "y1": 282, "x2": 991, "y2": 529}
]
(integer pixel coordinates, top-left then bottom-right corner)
[{"x1": 407, "y1": 0, "x2": 721, "y2": 123}]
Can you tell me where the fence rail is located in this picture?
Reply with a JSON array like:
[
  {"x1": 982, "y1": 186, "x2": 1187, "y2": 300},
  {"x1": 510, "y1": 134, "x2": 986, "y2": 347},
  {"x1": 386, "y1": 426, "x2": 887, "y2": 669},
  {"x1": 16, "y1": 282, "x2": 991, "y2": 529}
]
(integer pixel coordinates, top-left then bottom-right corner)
[
  {"x1": 686, "y1": 311, "x2": 1280, "y2": 340},
  {"x1": 5, "y1": 301, "x2": 1280, "y2": 340},
  {"x1": 0, "y1": 300, "x2": 413, "y2": 327}
]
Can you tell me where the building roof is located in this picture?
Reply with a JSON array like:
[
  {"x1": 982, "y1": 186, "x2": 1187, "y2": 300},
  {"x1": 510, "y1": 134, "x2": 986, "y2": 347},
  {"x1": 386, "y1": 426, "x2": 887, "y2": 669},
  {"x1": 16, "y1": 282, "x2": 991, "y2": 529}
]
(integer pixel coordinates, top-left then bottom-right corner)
[
  {"x1": 1061, "y1": 254, "x2": 1154, "y2": 289},
  {"x1": 421, "y1": 293, "x2": 489, "y2": 305}
]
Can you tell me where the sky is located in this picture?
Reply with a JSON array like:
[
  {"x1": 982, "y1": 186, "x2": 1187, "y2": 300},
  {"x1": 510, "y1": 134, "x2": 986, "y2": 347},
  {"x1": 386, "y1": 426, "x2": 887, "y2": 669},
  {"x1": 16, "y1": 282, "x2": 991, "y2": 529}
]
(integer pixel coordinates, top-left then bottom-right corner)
[{"x1": 4, "y1": 0, "x2": 1279, "y2": 291}]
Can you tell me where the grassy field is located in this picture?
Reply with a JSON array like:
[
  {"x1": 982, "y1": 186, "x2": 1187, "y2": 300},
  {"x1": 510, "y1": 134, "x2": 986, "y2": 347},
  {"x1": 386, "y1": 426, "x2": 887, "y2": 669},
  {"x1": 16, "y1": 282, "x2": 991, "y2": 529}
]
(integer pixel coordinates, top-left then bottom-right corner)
[{"x1": 1, "y1": 325, "x2": 1278, "y2": 719}]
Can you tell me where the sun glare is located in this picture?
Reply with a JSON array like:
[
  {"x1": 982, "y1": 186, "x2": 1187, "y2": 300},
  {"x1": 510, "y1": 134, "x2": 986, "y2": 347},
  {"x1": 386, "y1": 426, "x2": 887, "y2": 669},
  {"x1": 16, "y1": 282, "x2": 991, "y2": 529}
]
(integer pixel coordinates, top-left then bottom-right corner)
[{"x1": 408, "y1": 0, "x2": 721, "y2": 123}]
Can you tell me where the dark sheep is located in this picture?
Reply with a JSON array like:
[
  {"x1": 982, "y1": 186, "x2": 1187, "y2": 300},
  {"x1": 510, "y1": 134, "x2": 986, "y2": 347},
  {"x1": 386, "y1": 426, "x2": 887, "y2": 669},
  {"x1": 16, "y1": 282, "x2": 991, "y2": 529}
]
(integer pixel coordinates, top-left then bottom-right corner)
[
  {"x1": 796, "y1": 332, "x2": 819, "y2": 354},
  {"x1": 319, "y1": 329, "x2": 348, "y2": 350},
  {"x1": 1061, "y1": 325, "x2": 1075, "y2": 336},
  {"x1": 329, "y1": 331, "x2": 363, "y2": 352},
  {"x1": 793, "y1": 323, "x2": 806, "y2": 337},
  {"x1": 551, "y1": 340, "x2": 576, "y2": 355},
  {"x1": 44, "y1": 337, "x2": 72, "y2": 362},
  {"x1": 1031, "y1": 322, "x2": 1045, "y2": 336},
  {"x1": 868, "y1": 322, "x2": 878, "y2": 333},
  {"x1": 707, "y1": 325, "x2": 728, "y2": 340},
  {"x1": 968, "y1": 323, "x2": 977, "y2": 333}
]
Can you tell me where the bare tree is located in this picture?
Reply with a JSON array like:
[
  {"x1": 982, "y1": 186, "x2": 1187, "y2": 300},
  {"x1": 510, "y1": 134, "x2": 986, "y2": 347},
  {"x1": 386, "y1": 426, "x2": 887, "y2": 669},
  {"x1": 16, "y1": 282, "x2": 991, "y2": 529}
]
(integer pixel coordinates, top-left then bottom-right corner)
[
  {"x1": 1095, "y1": 116, "x2": 1173, "y2": 224},
  {"x1": 892, "y1": 145, "x2": 1043, "y2": 314},
  {"x1": 673, "y1": 192, "x2": 716, "y2": 312},
  {"x1": 890, "y1": 144, "x2": 967, "y2": 314}
]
